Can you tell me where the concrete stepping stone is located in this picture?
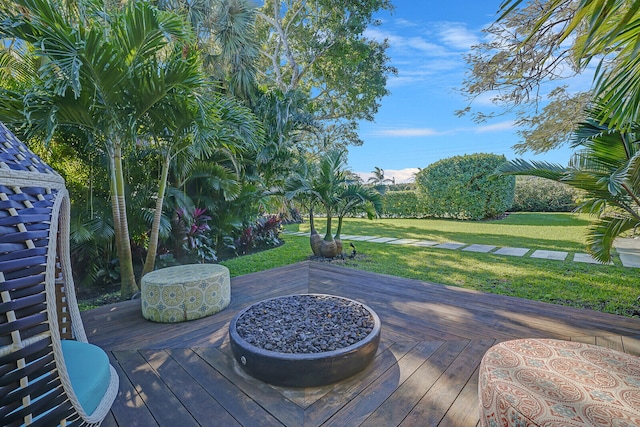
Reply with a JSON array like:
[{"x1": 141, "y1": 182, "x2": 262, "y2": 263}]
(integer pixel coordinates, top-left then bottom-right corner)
[
  {"x1": 368, "y1": 237, "x2": 399, "y2": 243},
  {"x1": 493, "y1": 247, "x2": 529, "y2": 257},
  {"x1": 462, "y1": 244, "x2": 496, "y2": 253},
  {"x1": 410, "y1": 240, "x2": 439, "y2": 247},
  {"x1": 386, "y1": 238, "x2": 420, "y2": 245},
  {"x1": 618, "y1": 253, "x2": 640, "y2": 268},
  {"x1": 530, "y1": 250, "x2": 568, "y2": 261},
  {"x1": 434, "y1": 242, "x2": 466, "y2": 250},
  {"x1": 347, "y1": 235, "x2": 380, "y2": 241},
  {"x1": 614, "y1": 238, "x2": 640, "y2": 268},
  {"x1": 573, "y1": 253, "x2": 612, "y2": 265}
]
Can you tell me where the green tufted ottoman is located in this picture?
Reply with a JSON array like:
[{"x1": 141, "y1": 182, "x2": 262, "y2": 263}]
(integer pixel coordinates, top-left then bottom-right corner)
[{"x1": 141, "y1": 264, "x2": 231, "y2": 322}]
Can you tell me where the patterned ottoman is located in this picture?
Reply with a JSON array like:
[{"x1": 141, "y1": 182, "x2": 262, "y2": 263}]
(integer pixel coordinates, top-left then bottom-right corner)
[
  {"x1": 479, "y1": 339, "x2": 640, "y2": 427},
  {"x1": 141, "y1": 264, "x2": 231, "y2": 323}
]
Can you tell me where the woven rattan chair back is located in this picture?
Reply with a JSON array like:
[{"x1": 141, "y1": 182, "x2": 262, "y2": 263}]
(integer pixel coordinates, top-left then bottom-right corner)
[{"x1": 0, "y1": 123, "x2": 118, "y2": 426}]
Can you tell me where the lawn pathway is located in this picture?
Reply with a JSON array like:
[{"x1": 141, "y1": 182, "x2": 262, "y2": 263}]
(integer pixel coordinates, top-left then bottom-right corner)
[{"x1": 282, "y1": 231, "x2": 640, "y2": 268}]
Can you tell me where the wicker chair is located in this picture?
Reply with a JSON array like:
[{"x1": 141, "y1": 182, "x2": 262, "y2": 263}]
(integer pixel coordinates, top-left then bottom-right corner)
[{"x1": 0, "y1": 122, "x2": 118, "y2": 426}]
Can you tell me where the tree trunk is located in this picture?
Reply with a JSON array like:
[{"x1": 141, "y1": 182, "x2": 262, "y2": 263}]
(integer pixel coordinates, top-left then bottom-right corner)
[
  {"x1": 334, "y1": 216, "x2": 344, "y2": 255},
  {"x1": 320, "y1": 239, "x2": 338, "y2": 258},
  {"x1": 141, "y1": 154, "x2": 171, "y2": 278},
  {"x1": 323, "y1": 214, "x2": 333, "y2": 241},
  {"x1": 309, "y1": 207, "x2": 322, "y2": 256},
  {"x1": 320, "y1": 213, "x2": 337, "y2": 257},
  {"x1": 111, "y1": 143, "x2": 139, "y2": 299}
]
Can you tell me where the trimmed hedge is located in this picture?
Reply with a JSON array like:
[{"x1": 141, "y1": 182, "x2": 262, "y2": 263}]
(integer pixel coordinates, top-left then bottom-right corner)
[
  {"x1": 415, "y1": 153, "x2": 515, "y2": 220},
  {"x1": 381, "y1": 190, "x2": 428, "y2": 218},
  {"x1": 512, "y1": 176, "x2": 577, "y2": 212}
]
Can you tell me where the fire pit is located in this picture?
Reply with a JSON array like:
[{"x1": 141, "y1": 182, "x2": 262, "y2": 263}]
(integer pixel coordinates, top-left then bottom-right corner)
[{"x1": 229, "y1": 294, "x2": 381, "y2": 387}]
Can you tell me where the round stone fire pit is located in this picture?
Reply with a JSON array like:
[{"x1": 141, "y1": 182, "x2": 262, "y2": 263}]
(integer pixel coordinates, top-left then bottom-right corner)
[{"x1": 229, "y1": 294, "x2": 381, "y2": 387}]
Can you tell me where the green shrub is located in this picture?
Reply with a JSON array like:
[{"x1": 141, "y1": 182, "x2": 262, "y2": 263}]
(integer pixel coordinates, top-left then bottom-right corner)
[
  {"x1": 381, "y1": 190, "x2": 428, "y2": 218},
  {"x1": 415, "y1": 153, "x2": 515, "y2": 220},
  {"x1": 512, "y1": 176, "x2": 577, "y2": 212}
]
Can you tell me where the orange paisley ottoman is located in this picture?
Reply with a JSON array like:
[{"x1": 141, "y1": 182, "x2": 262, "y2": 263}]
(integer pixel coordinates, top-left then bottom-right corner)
[{"x1": 479, "y1": 339, "x2": 640, "y2": 427}]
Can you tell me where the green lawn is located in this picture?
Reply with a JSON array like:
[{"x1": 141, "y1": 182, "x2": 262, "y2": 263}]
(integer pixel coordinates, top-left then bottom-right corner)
[
  {"x1": 219, "y1": 213, "x2": 640, "y2": 318},
  {"x1": 289, "y1": 213, "x2": 592, "y2": 252}
]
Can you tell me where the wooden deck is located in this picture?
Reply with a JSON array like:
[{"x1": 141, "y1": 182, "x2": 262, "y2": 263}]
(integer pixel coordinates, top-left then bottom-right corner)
[{"x1": 82, "y1": 261, "x2": 640, "y2": 427}]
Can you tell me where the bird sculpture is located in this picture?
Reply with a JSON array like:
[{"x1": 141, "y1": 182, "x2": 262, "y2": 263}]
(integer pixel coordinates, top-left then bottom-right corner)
[{"x1": 348, "y1": 242, "x2": 357, "y2": 259}]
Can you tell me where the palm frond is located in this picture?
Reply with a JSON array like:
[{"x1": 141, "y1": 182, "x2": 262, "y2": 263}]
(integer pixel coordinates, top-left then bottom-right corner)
[
  {"x1": 496, "y1": 158, "x2": 566, "y2": 181},
  {"x1": 586, "y1": 215, "x2": 640, "y2": 263}
]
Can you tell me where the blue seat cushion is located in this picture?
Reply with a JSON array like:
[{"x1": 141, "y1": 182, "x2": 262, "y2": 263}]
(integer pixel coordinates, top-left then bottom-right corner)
[{"x1": 61, "y1": 340, "x2": 111, "y2": 416}]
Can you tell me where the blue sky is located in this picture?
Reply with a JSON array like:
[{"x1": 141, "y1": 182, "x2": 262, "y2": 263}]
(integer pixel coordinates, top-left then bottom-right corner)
[{"x1": 349, "y1": 0, "x2": 593, "y2": 183}]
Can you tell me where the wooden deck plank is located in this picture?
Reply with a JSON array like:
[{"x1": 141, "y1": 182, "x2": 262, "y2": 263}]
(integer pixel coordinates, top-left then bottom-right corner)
[
  {"x1": 112, "y1": 350, "x2": 199, "y2": 426},
  {"x1": 360, "y1": 340, "x2": 470, "y2": 427},
  {"x1": 438, "y1": 364, "x2": 482, "y2": 427},
  {"x1": 357, "y1": 340, "x2": 448, "y2": 427},
  {"x1": 194, "y1": 346, "x2": 304, "y2": 427},
  {"x1": 169, "y1": 348, "x2": 284, "y2": 427},
  {"x1": 400, "y1": 339, "x2": 495, "y2": 426},
  {"x1": 304, "y1": 341, "x2": 418, "y2": 426},
  {"x1": 140, "y1": 349, "x2": 242, "y2": 427},
  {"x1": 308, "y1": 262, "x2": 640, "y2": 334},
  {"x1": 103, "y1": 353, "x2": 158, "y2": 427},
  {"x1": 622, "y1": 335, "x2": 640, "y2": 355},
  {"x1": 81, "y1": 262, "x2": 640, "y2": 427}
]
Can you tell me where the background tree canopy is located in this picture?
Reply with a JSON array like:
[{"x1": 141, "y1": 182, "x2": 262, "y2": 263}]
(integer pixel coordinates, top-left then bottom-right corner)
[
  {"x1": 457, "y1": 0, "x2": 592, "y2": 154},
  {"x1": 255, "y1": 0, "x2": 396, "y2": 149}
]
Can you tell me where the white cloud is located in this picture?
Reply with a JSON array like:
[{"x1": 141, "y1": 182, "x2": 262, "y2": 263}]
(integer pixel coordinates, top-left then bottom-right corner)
[
  {"x1": 470, "y1": 91, "x2": 501, "y2": 107},
  {"x1": 373, "y1": 128, "x2": 441, "y2": 137},
  {"x1": 404, "y1": 37, "x2": 449, "y2": 55},
  {"x1": 364, "y1": 27, "x2": 393, "y2": 43},
  {"x1": 385, "y1": 168, "x2": 421, "y2": 183},
  {"x1": 355, "y1": 168, "x2": 420, "y2": 184},
  {"x1": 394, "y1": 18, "x2": 419, "y2": 28},
  {"x1": 437, "y1": 24, "x2": 480, "y2": 50},
  {"x1": 475, "y1": 120, "x2": 516, "y2": 133},
  {"x1": 364, "y1": 28, "x2": 451, "y2": 57}
]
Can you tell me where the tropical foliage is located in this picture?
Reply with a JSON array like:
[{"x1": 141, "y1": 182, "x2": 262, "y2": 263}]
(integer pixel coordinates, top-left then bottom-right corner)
[
  {"x1": 490, "y1": 1, "x2": 640, "y2": 262},
  {"x1": 0, "y1": 0, "x2": 394, "y2": 298},
  {"x1": 0, "y1": 0, "x2": 260, "y2": 296},
  {"x1": 285, "y1": 150, "x2": 382, "y2": 257},
  {"x1": 498, "y1": 107, "x2": 640, "y2": 263},
  {"x1": 0, "y1": 0, "x2": 211, "y2": 297}
]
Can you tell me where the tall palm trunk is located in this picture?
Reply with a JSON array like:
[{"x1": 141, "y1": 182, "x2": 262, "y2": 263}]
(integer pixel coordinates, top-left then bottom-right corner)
[
  {"x1": 320, "y1": 208, "x2": 338, "y2": 257},
  {"x1": 334, "y1": 216, "x2": 344, "y2": 255},
  {"x1": 142, "y1": 154, "x2": 171, "y2": 278},
  {"x1": 110, "y1": 142, "x2": 138, "y2": 298},
  {"x1": 323, "y1": 214, "x2": 333, "y2": 241}
]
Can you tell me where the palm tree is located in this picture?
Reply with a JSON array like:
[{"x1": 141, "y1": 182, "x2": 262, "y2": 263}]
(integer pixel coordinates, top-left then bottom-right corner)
[
  {"x1": 157, "y1": 0, "x2": 259, "y2": 99},
  {"x1": 333, "y1": 184, "x2": 382, "y2": 254},
  {"x1": 367, "y1": 166, "x2": 393, "y2": 194},
  {"x1": 497, "y1": 106, "x2": 640, "y2": 263},
  {"x1": 285, "y1": 156, "x2": 324, "y2": 255},
  {"x1": 286, "y1": 150, "x2": 381, "y2": 257},
  {"x1": 367, "y1": 166, "x2": 393, "y2": 185},
  {"x1": 141, "y1": 95, "x2": 262, "y2": 276},
  {"x1": 0, "y1": 0, "x2": 207, "y2": 298},
  {"x1": 313, "y1": 150, "x2": 350, "y2": 257}
]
